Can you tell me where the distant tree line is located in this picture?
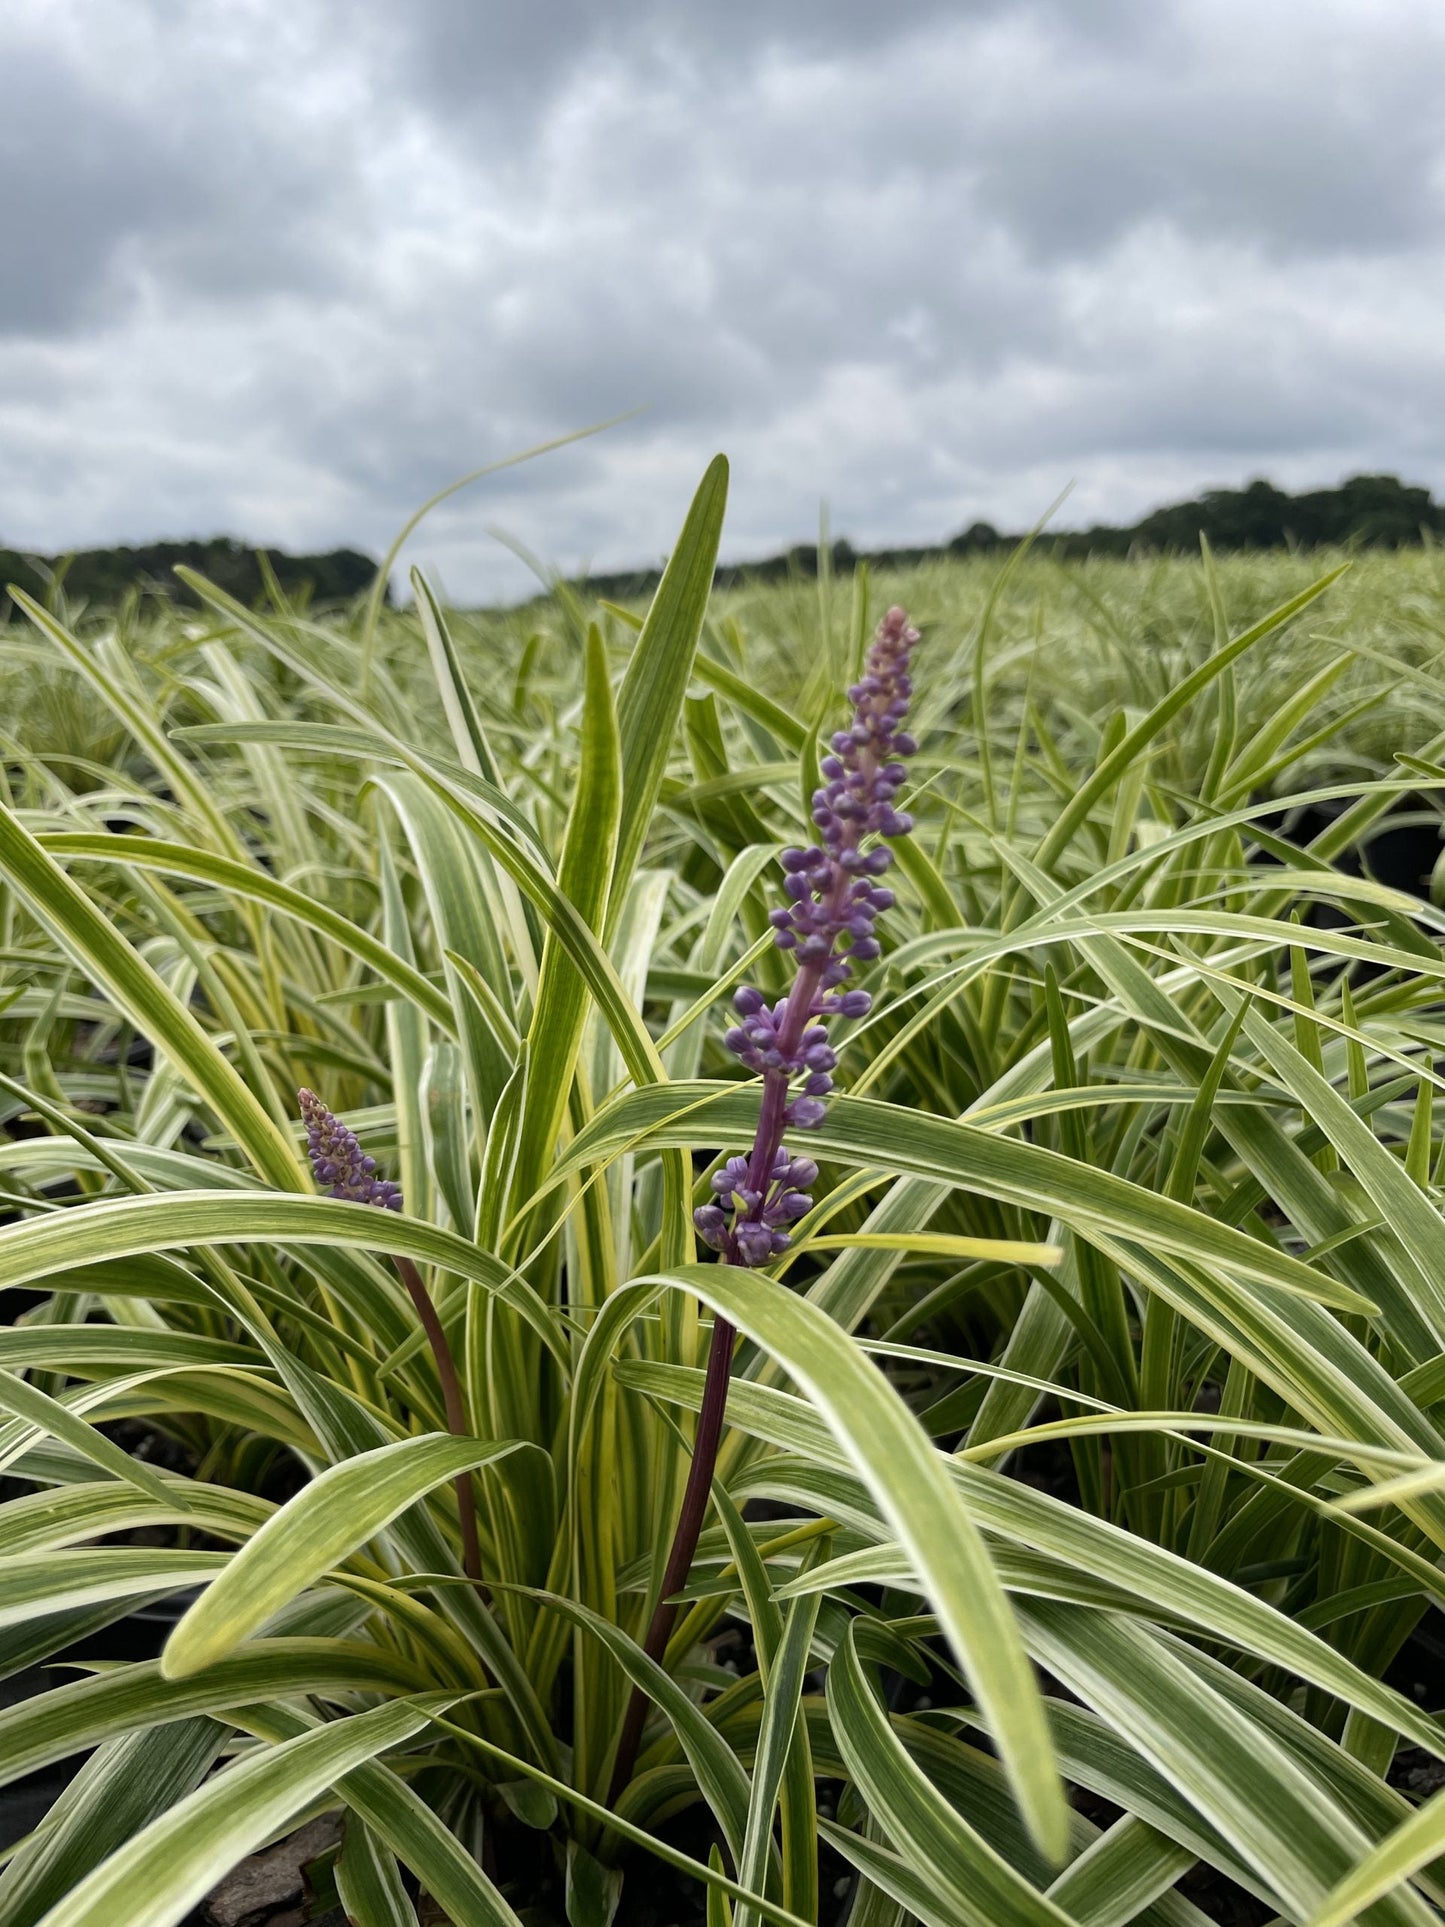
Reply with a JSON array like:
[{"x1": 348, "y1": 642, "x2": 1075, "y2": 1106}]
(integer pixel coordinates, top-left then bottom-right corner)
[
  {"x1": 0, "y1": 537, "x2": 379, "y2": 621},
  {"x1": 1, "y1": 474, "x2": 1439, "y2": 621},
  {"x1": 572, "y1": 472, "x2": 1445, "y2": 603},
  {"x1": 1084, "y1": 473, "x2": 1444, "y2": 557}
]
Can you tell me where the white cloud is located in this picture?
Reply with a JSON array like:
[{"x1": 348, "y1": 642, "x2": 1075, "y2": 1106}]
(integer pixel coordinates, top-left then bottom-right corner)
[{"x1": 0, "y1": 0, "x2": 1441, "y2": 601}]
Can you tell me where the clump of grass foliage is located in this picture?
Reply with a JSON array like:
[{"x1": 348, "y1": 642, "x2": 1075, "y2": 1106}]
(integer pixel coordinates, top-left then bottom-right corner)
[{"x1": 3, "y1": 459, "x2": 1445, "y2": 1924}]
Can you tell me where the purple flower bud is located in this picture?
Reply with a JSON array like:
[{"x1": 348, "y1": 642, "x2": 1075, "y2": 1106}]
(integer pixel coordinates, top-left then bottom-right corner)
[
  {"x1": 735, "y1": 1221, "x2": 777, "y2": 1266},
  {"x1": 299, "y1": 1090, "x2": 404, "y2": 1211},
  {"x1": 694, "y1": 1204, "x2": 730, "y2": 1249}
]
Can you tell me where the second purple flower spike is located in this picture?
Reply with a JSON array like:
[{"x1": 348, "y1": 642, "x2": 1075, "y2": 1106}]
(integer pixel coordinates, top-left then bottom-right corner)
[{"x1": 695, "y1": 604, "x2": 922, "y2": 1265}]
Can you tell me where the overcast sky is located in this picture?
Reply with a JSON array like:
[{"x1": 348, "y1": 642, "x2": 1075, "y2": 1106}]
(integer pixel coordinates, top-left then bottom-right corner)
[{"x1": 3, "y1": 0, "x2": 1443, "y2": 602}]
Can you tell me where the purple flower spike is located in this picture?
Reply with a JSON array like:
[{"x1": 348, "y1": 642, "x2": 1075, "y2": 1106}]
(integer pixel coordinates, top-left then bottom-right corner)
[
  {"x1": 694, "y1": 607, "x2": 922, "y2": 1266},
  {"x1": 299, "y1": 1089, "x2": 403, "y2": 1210}
]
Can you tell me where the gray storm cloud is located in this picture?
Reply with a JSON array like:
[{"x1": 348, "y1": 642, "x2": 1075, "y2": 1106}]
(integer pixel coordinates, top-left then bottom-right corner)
[{"x1": 1, "y1": 0, "x2": 1442, "y2": 601}]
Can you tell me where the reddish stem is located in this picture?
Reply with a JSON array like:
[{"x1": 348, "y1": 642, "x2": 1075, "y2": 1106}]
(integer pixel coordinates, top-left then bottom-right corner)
[
  {"x1": 608, "y1": 660, "x2": 900, "y2": 1810},
  {"x1": 608, "y1": 939, "x2": 847, "y2": 1803},
  {"x1": 609, "y1": 1308, "x2": 736, "y2": 1804},
  {"x1": 392, "y1": 1253, "x2": 484, "y2": 1596}
]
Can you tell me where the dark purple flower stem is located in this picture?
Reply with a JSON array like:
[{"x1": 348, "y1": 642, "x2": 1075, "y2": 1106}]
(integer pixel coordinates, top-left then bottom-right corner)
[
  {"x1": 609, "y1": 965, "x2": 826, "y2": 1799},
  {"x1": 609, "y1": 980, "x2": 827, "y2": 1800},
  {"x1": 391, "y1": 1252, "x2": 485, "y2": 1596},
  {"x1": 608, "y1": 1305, "x2": 736, "y2": 1805},
  {"x1": 297, "y1": 1089, "x2": 484, "y2": 1597},
  {"x1": 744, "y1": 962, "x2": 823, "y2": 1184},
  {"x1": 608, "y1": 607, "x2": 922, "y2": 1807}
]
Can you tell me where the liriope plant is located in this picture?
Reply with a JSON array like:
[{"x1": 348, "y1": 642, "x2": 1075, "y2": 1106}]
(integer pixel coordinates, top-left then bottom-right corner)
[{"x1": 3, "y1": 466, "x2": 1445, "y2": 1924}]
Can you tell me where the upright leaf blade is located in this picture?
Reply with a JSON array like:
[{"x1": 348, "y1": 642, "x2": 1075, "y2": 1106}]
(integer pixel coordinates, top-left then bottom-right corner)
[
  {"x1": 513, "y1": 624, "x2": 621, "y2": 1204},
  {"x1": 610, "y1": 454, "x2": 728, "y2": 929}
]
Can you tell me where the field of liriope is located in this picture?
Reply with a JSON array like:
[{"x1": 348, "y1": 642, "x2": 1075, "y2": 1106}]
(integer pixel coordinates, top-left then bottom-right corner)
[{"x1": 5, "y1": 458, "x2": 1445, "y2": 1925}]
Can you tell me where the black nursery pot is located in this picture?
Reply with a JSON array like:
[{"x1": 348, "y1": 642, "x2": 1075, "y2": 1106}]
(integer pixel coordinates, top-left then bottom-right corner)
[{"x1": 1252, "y1": 791, "x2": 1443, "y2": 903}]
